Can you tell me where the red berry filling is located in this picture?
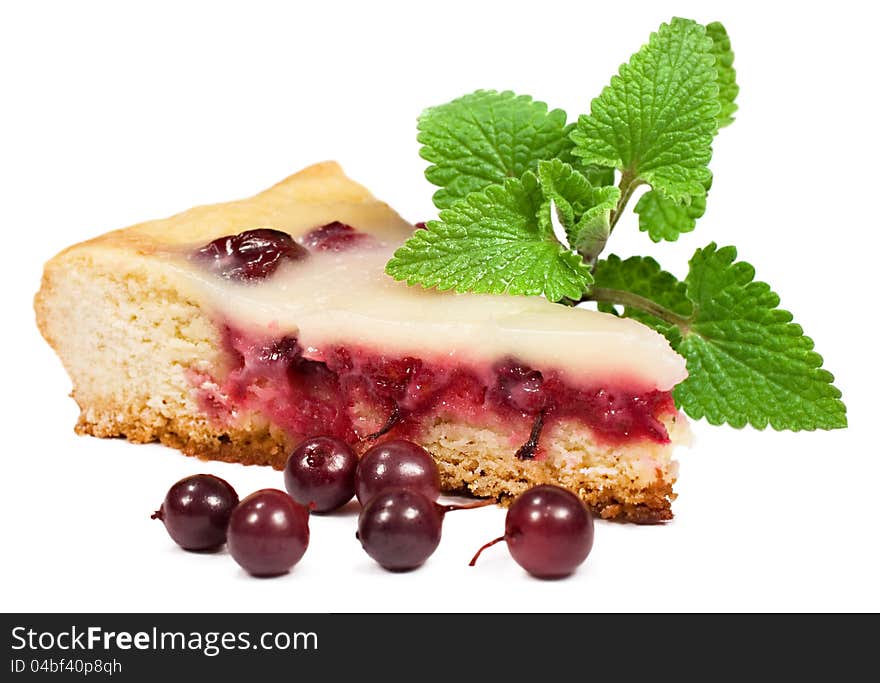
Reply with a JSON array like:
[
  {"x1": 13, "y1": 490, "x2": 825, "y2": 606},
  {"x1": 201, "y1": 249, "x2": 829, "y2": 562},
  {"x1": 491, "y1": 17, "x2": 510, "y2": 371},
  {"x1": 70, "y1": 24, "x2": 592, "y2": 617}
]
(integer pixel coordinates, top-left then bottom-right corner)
[{"x1": 192, "y1": 327, "x2": 676, "y2": 457}]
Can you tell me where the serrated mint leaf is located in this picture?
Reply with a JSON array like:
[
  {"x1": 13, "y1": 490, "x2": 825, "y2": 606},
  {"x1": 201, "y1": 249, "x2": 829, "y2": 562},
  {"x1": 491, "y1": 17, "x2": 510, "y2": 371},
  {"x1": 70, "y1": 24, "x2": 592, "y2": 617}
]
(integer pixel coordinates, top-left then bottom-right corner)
[
  {"x1": 592, "y1": 254, "x2": 691, "y2": 344},
  {"x1": 385, "y1": 172, "x2": 592, "y2": 302},
  {"x1": 573, "y1": 162, "x2": 615, "y2": 188},
  {"x1": 591, "y1": 246, "x2": 846, "y2": 430},
  {"x1": 537, "y1": 159, "x2": 620, "y2": 261},
  {"x1": 707, "y1": 21, "x2": 739, "y2": 128},
  {"x1": 675, "y1": 244, "x2": 846, "y2": 430},
  {"x1": 571, "y1": 18, "x2": 720, "y2": 202},
  {"x1": 418, "y1": 90, "x2": 574, "y2": 210},
  {"x1": 635, "y1": 175, "x2": 711, "y2": 242}
]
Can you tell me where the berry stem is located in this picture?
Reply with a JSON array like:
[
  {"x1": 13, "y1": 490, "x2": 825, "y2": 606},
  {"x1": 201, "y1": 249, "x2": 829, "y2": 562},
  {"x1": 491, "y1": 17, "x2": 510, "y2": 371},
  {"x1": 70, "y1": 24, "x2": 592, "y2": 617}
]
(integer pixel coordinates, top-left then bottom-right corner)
[
  {"x1": 364, "y1": 403, "x2": 402, "y2": 440},
  {"x1": 468, "y1": 536, "x2": 506, "y2": 566},
  {"x1": 514, "y1": 410, "x2": 545, "y2": 460}
]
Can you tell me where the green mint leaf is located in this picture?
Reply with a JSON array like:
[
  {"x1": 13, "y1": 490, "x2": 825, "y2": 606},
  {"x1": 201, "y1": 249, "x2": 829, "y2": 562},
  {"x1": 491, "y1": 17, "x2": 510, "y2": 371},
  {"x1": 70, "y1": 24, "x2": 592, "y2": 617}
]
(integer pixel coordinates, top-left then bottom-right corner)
[
  {"x1": 634, "y1": 175, "x2": 711, "y2": 242},
  {"x1": 418, "y1": 90, "x2": 574, "y2": 210},
  {"x1": 635, "y1": 189, "x2": 706, "y2": 241},
  {"x1": 707, "y1": 21, "x2": 739, "y2": 127},
  {"x1": 676, "y1": 243, "x2": 846, "y2": 430},
  {"x1": 536, "y1": 159, "x2": 620, "y2": 261},
  {"x1": 574, "y1": 162, "x2": 615, "y2": 188},
  {"x1": 592, "y1": 254, "x2": 691, "y2": 344},
  {"x1": 385, "y1": 172, "x2": 592, "y2": 302},
  {"x1": 592, "y1": 245, "x2": 846, "y2": 430},
  {"x1": 630, "y1": 22, "x2": 736, "y2": 243},
  {"x1": 571, "y1": 18, "x2": 720, "y2": 202}
]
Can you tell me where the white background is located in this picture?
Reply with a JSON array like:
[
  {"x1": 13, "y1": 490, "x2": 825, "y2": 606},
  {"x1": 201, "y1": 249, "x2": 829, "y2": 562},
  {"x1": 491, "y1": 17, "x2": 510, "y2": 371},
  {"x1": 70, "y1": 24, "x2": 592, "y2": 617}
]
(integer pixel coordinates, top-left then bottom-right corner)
[{"x1": 2, "y1": 0, "x2": 877, "y2": 612}]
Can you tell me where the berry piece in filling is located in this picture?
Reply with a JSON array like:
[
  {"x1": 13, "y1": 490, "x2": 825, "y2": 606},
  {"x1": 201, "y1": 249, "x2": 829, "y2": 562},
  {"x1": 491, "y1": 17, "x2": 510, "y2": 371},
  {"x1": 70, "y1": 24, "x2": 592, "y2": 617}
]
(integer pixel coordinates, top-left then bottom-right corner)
[
  {"x1": 196, "y1": 327, "x2": 676, "y2": 459},
  {"x1": 151, "y1": 474, "x2": 239, "y2": 552},
  {"x1": 284, "y1": 436, "x2": 358, "y2": 513},
  {"x1": 492, "y1": 360, "x2": 546, "y2": 414},
  {"x1": 193, "y1": 228, "x2": 307, "y2": 281},
  {"x1": 302, "y1": 221, "x2": 370, "y2": 251}
]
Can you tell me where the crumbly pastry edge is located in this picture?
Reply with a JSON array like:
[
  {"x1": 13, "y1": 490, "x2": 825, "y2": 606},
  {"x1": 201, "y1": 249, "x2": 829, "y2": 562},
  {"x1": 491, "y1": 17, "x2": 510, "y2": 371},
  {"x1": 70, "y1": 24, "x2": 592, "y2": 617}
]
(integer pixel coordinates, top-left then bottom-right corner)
[{"x1": 70, "y1": 392, "x2": 683, "y2": 523}]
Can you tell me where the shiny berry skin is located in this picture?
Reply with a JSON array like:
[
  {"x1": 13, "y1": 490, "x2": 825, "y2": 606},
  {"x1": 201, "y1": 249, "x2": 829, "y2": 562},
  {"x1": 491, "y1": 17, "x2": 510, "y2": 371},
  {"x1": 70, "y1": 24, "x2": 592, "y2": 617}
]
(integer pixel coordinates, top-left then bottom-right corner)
[
  {"x1": 284, "y1": 436, "x2": 358, "y2": 512},
  {"x1": 194, "y1": 228, "x2": 307, "y2": 281},
  {"x1": 152, "y1": 474, "x2": 239, "y2": 551},
  {"x1": 357, "y1": 489, "x2": 443, "y2": 571},
  {"x1": 301, "y1": 221, "x2": 368, "y2": 251},
  {"x1": 355, "y1": 439, "x2": 440, "y2": 505},
  {"x1": 227, "y1": 489, "x2": 310, "y2": 577},
  {"x1": 506, "y1": 485, "x2": 593, "y2": 578},
  {"x1": 494, "y1": 361, "x2": 546, "y2": 414},
  {"x1": 469, "y1": 485, "x2": 593, "y2": 579}
]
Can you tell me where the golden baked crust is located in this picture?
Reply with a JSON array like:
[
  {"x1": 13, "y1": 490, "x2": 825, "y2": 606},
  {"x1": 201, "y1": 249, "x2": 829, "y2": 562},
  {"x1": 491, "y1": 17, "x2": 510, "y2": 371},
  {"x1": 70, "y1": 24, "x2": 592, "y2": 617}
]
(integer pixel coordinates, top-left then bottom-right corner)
[
  {"x1": 36, "y1": 162, "x2": 682, "y2": 523},
  {"x1": 73, "y1": 396, "x2": 679, "y2": 523},
  {"x1": 53, "y1": 161, "x2": 413, "y2": 256}
]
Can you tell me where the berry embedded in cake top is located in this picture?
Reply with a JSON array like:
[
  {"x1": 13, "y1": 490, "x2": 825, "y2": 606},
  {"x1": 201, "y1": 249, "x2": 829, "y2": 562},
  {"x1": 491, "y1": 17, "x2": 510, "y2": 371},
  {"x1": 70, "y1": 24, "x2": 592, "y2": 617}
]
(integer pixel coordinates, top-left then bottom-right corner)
[
  {"x1": 192, "y1": 228, "x2": 308, "y2": 282},
  {"x1": 302, "y1": 221, "x2": 373, "y2": 252}
]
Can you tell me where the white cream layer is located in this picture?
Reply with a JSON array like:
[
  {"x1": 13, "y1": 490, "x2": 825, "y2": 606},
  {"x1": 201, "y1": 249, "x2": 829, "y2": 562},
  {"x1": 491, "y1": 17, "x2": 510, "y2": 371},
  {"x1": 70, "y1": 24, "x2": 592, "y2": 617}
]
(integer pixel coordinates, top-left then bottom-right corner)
[{"x1": 166, "y1": 243, "x2": 688, "y2": 392}]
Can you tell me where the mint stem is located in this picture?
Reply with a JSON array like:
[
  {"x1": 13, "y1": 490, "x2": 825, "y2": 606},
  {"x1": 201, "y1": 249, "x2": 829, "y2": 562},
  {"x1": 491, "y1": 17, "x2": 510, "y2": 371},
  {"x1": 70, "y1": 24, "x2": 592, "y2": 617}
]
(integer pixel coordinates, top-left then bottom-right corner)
[
  {"x1": 574, "y1": 170, "x2": 641, "y2": 267},
  {"x1": 583, "y1": 286, "x2": 692, "y2": 332},
  {"x1": 608, "y1": 170, "x2": 642, "y2": 233}
]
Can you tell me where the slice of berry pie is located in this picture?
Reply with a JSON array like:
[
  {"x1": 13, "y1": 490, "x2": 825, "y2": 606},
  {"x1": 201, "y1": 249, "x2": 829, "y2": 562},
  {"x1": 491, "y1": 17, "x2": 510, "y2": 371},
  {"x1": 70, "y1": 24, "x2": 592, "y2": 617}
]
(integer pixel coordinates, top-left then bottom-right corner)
[{"x1": 36, "y1": 162, "x2": 689, "y2": 522}]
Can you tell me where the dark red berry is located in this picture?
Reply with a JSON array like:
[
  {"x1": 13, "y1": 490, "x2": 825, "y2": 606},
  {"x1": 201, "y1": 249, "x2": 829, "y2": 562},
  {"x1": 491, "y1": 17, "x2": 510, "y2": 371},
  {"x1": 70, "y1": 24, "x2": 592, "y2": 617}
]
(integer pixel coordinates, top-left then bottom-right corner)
[
  {"x1": 284, "y1": 436, "x2": 358, "y2": 512},
  {"x1": 494, "y1": 360, "x2": 546, "y2": 414},
  {"x1": 355, "y1": 439, "x2": 440, "y2": 504},
  {"x1": 194, "y1": 228, "x2": 307, "y2": 281},
  {"x1": 357, "y1": 489, "x2": 443, "y2": 571},
  {"x1": 152, "y1": 474, "x2": 239, "y2": 551},
  {"x1": 227, "y1": 489, "x2": 310, "y2": 577},
  {"x1": 301, "y1": 222, "x2": 368, "y2": 252},
  {"x1": 257, "y1": 336, "x2": 300, "y2": 364},
  {"x1": 469, "y1": 485, "x2": 593, "y2": 579}
]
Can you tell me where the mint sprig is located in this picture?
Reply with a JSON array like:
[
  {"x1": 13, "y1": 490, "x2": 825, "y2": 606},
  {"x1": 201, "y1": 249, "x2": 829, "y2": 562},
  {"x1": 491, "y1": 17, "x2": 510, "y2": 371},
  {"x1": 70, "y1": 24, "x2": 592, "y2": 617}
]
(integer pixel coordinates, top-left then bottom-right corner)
[{"x1": 385, "y1": 17, "x2": 845, "y2": 431}]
